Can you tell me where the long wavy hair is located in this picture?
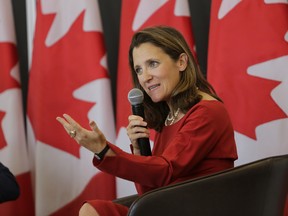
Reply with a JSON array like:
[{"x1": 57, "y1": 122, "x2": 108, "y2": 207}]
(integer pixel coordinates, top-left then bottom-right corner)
[{"x1": 129, "y1": 26, "x2": 220, "y2": 132}]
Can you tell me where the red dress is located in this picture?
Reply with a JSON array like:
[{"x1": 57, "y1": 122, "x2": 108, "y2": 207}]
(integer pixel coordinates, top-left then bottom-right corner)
[{"x1": 87, "y1": 100, "x2": 238, "y2": 215}]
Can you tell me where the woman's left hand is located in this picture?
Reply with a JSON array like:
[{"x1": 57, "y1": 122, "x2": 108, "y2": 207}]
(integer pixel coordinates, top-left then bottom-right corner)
[{"x1": 56, "y1": 114, "x2": 107, "y2": 153}]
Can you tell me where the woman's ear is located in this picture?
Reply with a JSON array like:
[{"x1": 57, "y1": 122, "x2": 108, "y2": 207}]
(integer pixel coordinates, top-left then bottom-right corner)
[{"x1": 178, "y1": 53, "x2": 188, "y2": 71}]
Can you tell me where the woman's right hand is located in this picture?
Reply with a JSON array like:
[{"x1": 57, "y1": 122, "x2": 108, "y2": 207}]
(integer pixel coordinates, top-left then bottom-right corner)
[
  {"x1": 127, "y1": 115, "x2": 150, "y2": 155},
  {"x1": 56, "y1": 114, "x2": 108, "y2": 154}
]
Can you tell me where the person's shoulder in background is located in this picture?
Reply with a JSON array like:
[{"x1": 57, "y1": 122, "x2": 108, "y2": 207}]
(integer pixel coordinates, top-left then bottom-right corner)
[{"x1": 0, "y1": 162, "x2": 20, "y2": 203}]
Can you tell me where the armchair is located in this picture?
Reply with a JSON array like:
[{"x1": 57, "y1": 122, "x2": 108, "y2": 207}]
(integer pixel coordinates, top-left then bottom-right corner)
[{"x1": 114, "y1": 154, "x2": 288, "y2": 216}]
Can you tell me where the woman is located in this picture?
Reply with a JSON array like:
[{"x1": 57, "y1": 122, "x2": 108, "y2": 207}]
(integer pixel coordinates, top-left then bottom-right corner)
[{"x1": 57, "y1": 26, "x2": 238, "y2": 216}]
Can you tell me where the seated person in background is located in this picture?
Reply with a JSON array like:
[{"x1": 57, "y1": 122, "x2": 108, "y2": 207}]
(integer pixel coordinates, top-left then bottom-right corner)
[
  {"x1": 57, "y1": 25, "x2": 238, "y2": 216},
  {"x1": 0, "y1": 162, "x2": 20, "y2": 203}
]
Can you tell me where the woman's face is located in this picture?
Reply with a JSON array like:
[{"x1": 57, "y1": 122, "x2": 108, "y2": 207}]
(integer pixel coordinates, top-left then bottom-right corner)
[{"x1": 132, "y1": 42, "x2": 187, "y2": 103}]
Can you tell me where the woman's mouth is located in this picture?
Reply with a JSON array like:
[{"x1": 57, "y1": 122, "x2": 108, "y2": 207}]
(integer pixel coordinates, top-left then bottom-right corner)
[{"x1": 148, "y1": 84, "x2": 160, "y2": 91}]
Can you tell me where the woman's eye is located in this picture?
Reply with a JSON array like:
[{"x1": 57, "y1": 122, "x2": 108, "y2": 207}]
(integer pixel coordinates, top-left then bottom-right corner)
[
  {"x1": 150, "y1": 61, "x2": 159, "y2": 68},
  {"x1": 135, "y1": 68, "x2": 142, "y2": 74}
]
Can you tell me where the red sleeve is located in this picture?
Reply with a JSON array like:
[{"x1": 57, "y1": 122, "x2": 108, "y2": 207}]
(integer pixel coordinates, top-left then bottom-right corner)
[{"x1": 93, "y1": 143, "x2": 172, "y2": 188}]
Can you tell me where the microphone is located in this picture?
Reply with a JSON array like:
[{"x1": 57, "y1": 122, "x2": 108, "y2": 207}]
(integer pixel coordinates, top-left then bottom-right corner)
[{"x1": 128, "y1": 88, "x2": 152, "y2": 156}]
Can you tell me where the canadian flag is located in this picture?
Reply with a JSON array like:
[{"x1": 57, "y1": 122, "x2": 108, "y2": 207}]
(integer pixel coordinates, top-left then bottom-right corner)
[
  {"x1": 27, "y1": 0, "x2": 116, "y2": 215},
  {"x1": 207, "y1": 0, "x2": 288, "y2": 214},
  {"x1": 116, "y1": 0, "x2": 196, "y2": 198},
  {"x1": 0, "y1": 1, "x2": 34, "y2": 215}
]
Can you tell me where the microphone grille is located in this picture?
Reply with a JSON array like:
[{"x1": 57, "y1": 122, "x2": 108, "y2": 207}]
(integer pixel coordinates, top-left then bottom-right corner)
[{"x1": 128, "y1": 88, "x2": 144, "y2": 105}]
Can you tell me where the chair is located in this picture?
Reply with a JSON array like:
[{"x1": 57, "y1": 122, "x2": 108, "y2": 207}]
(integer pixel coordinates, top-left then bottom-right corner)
[{"x1": 114, "y1": 154, "x2": 288, "y2": 216}]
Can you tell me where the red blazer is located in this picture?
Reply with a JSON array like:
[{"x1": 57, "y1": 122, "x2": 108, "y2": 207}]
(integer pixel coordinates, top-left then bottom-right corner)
[{"x1": 95, "y1": 100, "x2": 238, "y2": 195}]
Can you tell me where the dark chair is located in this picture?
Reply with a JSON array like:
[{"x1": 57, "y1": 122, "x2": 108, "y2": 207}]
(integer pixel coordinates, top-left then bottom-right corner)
[{"x1": 114, "y1": 154, "x2": 288, "y2": 216}]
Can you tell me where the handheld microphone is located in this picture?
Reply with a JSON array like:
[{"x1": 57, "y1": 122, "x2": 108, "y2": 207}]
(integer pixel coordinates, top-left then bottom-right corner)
[{"x1": 128, "y1": 88, "x2": 152, "y2": 156}]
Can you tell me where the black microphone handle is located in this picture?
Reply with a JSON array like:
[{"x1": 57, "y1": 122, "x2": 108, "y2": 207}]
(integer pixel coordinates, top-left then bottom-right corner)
[
  {"x1": 132, "y1": 104, "x2": 152, "y2": 156},
  {"x1": 138, "y1": 137, "x2": 152, "y2": 156}
]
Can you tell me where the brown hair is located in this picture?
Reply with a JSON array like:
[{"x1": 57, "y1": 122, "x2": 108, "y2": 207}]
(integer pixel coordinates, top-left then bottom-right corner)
[{"x1": 129, "y1": 26, "x2": 220, "y2": 131}]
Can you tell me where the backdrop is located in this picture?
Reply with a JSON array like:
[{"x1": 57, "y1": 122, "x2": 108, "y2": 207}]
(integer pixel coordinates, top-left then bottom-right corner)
[
  {"x1": 12, "y1": 0, "x2": 211, "y2": 115},
  {"x1": 5, "y1": 0, "x2": 287, "y2": 215}
]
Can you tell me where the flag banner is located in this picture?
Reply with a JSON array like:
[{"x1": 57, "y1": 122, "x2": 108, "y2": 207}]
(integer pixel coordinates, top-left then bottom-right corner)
[
  {"x1": 208, "y1": 0, "x2": 288, "y2": 164},
  {"x1": 207, "y1": 1, "x2": 288, "y2": 214},
  {"x1": 116, "y1": 0, "x2": 196, "y2": 198},
  {"x1": 27, "y1": 0, "x2": 116, "y2": 215},
  {"x1": 0, "y1": 1, "x2": 34, "y2": 215}
]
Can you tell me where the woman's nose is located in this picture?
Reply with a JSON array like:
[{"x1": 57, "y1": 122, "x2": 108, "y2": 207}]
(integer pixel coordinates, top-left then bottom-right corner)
[{"x1": 141, "y1": 69, "x2": 152, "y2": 82}]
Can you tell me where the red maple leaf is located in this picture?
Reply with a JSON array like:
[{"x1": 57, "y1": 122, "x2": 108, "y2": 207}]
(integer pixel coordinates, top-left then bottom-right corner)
[
  {"x1": 28, "y1": 10, "x2": 108, "y2": 157},
  {"x1": 0, "y1": 43, "x2": 19, "y2": 92},
  {"x1": 208, "y1": 1, "x2": 288, "y2": 139},
  {"x1": 0, "y1": 42, "x2": 19, "y2": 149}
]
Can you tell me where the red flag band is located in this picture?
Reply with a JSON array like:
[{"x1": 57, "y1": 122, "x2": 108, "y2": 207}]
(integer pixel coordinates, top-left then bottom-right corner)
[
  {"x1": 207, "y1": 1, "x2": 288, "y2": 214},
  {"x1": 0, "y1": 1, "x2": 34, "y2": 215},
  {"x1": 27, "y1": 0, "x2": 116, "y2": 215}
]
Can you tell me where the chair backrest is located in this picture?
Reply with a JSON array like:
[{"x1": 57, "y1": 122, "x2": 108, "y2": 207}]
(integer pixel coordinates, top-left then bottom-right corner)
[{"x1": 128, "y1": 154, "x2": 288, "y2": 216}]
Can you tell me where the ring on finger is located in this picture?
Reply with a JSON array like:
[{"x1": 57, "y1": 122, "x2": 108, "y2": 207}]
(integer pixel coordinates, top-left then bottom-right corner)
[{"x1": 69, "y1": 130, "x2": 76, "y2": 138}]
